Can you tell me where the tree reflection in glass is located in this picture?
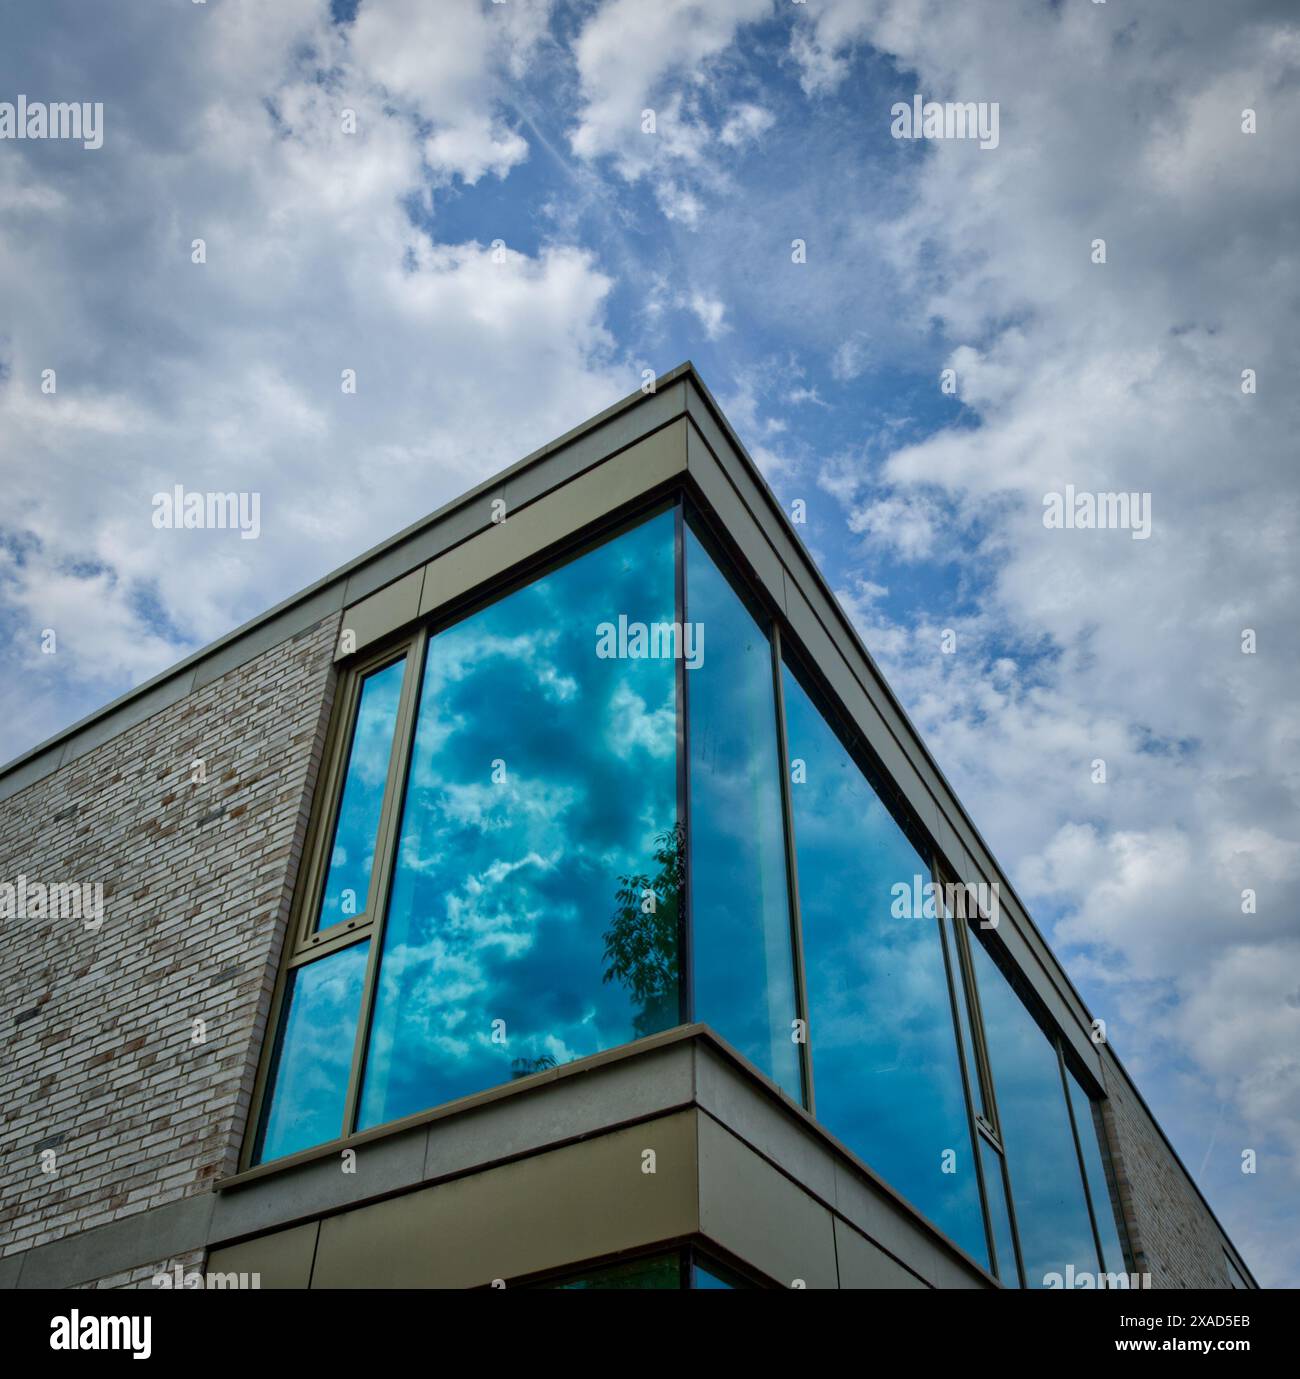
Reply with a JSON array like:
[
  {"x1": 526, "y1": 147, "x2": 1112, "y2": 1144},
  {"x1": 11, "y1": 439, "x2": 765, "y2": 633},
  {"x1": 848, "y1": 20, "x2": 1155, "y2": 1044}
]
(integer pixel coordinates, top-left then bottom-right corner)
[{"x1": 358, "y1": 509, "x2": 681, "y2": 1130}]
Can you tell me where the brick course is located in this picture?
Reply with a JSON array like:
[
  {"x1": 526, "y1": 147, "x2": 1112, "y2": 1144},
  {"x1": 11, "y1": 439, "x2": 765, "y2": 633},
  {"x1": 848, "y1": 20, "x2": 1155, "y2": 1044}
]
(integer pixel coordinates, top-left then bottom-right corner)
[
  {"x1": 1101, "y1": 1051, "x2": 1235, "y2": 1288},
  {"x1": 0, "y1": 614, "x2": 339, "y2": 1273}
]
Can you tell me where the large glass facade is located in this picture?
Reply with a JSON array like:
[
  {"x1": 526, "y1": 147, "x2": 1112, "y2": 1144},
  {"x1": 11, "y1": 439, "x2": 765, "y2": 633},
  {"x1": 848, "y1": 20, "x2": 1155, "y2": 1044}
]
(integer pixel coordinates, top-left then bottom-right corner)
[
  {"x1": 252, "y1": 490, "x2": 1133, "y2": 1293},
  {"x1": 685, "y1": 524, "x2": 801, "y2": 1101},
  {"x1": 781, "y1": 660, "x2": 988, "y2": 1268},
  {"x1": 359, "y1": 509, "x2": 680, "y2": 1129}
]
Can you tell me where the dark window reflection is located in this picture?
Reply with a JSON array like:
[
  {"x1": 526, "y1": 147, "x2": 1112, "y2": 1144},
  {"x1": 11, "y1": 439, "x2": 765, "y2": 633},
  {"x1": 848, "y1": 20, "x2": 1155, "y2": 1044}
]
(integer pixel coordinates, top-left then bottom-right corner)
[
  {"x1": 686, "y1": 525, "x2": 801, "y2": 1101},
  {"x1": 1066, "y1": 1069, "x2": 1130, "y2": 1278},
  {"x1": 256, "y1": 940, "x2": 369, "y2": 1163},
  {"x1": 944, "y1": 918, "x2": 987, "y2": 1123},
  {"x1": 316, "y1": 657, "x2": 405, "y2": 932},
  {"x1": 968, "y1": 936, "x2": 1098, "y2": 1286},
  {"x1": 981, "y1": 1139, "x2": 1022, "y2": 1286},
  {"x1": 542, "y1": 1254, "x2": 681, "y2": 1289},
  {"x1": 781, "y1": 661, "x2": 987, "y2": 1266},
  {"x1": 359, "y1": 510, "x2": 681, "y2": 1130}
]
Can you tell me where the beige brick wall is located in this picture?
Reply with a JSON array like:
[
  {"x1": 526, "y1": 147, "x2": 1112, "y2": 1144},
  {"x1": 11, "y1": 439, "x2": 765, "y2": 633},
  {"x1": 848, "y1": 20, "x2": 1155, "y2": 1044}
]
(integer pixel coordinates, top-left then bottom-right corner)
[
  {"x1": 0, "y1": 614, "x2": 339, "y2": 1265},
  {"x1": 1101, "y1": 1052, "x2": 1235, "y2": 1288}
]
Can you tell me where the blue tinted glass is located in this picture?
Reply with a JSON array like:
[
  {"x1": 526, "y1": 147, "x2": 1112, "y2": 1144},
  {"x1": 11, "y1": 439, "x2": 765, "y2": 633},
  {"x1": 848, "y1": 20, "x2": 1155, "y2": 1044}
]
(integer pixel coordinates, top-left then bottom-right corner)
[
  {"x1": 968, "y1": 936, "x2": 1098, "y2": 1286},
  {"x1": 686, "y1": 527, "x2": 801, "y2": 1101},
  {"x1": 547, "y1": 1255, "x2": 681, "y2": 1289},
  {"x1": 256, "y1": 940, "x2": 369, "y2": 1163},
  {"x1": 1066, "y1": 1070, "x2": 1129, "y2": 1279},
  {"x1": 944, "y1": 919, "x2": 986, "y2": 1121},
  {"x1": 316, "y1": 657, "x2": 405, "y2": 931},
  {"x1": 359, "y1": 511, "x2": 680, "y2": 1129},
  {"x1": 981, "y1": 1139, "x2": 1022, "y2": 1286},
  {"x1": 781, "y1": 663, "x2": 987, "y2": 1266},
  {"x1": 693, "y1": 1264, "x2": 736, "y2": 1289}
]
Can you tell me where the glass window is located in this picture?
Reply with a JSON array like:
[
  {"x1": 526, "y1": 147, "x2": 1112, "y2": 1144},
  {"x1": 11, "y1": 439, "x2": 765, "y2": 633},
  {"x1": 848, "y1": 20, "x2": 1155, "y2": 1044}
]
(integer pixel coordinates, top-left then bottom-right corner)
[
  {"x1": 692, "y1": 1253, "x2": 752, "y2": 1288},
  {"x1": 968, "y1": 935, "x2": 1098, "y2": 1286},
  {"x1": 255, "y1": 940, "x2": 369, "y2": 1163},
  {"x1": 541, "y1": 1254, "x2": 682, "y2": 1289},
  {"x1": 358, "y1": 510, "x2": 681, "y2": 1130},
  {"x1": 943, "y1": 915, "x2": 987, "y2": 1123},
  {"x1": 981, "y1": 1138, "x2": 1022, "y2": 1286},
  {"x1": 781, "y1": 660, "x2": 987, "y2": 1267},
  {"x1": 1225, "y1": 1251, "x2": 1249, "y2": 1289},
  {"x1": 685, "y1": 524, "x2": 801, "y2": 1101},
  {"x1": 1066, "y1": 1069, "x2": 1130, "y2": 1278},
  {"x1": 315, "y1": 657, "x2": 406, "y2": 932}
]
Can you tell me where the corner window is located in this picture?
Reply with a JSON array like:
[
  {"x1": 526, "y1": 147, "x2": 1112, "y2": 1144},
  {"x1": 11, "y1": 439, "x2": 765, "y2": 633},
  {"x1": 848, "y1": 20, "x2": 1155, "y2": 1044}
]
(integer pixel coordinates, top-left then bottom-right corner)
[
  {"x1": 685, "y1": 521, "x2": 802, "y2": 1102},
  {"x1": 358, "y1": 508, "x2": 680, "y2": 1129}
]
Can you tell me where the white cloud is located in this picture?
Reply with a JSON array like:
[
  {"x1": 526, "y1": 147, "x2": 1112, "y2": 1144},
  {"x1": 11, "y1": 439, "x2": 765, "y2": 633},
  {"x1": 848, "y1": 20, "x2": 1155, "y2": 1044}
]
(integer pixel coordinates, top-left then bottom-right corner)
[
  {"x1": 804, "y1": 0, "x2": 1300, "y2": 1279},
  {"x1": 0, "y1": 0, "x2": 625, "y2": 759}
]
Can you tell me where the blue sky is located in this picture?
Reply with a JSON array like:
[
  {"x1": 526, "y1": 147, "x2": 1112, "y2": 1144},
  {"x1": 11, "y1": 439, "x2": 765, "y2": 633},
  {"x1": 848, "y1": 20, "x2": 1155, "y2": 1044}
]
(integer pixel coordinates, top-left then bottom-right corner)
[{"x1": 1, "y1": 0, "x2": 1297, "y2": 1283}]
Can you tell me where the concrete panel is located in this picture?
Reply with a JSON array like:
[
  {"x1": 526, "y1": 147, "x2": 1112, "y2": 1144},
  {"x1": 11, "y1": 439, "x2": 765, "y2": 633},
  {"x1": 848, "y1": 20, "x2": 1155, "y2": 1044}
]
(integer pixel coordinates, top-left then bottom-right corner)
[
  {"x1": 419, "y1": 419, "x2": 688, "y2": 618},
  {"x1": 424, "y1": 1041, "x2": 695, "y2": 1182},
  {"x1": 206, "y1": 1221, "x2": 319, "y2": 1289},
  {"x1": 832, "y1": 1159, "x2": 989, "y2": 1290},
  {"x1": 311, "y1": 1111, "x2": 699, "y2": 1288},
  {"x1": 211, "y1": 1121, "x2": 430, "y2": 1245},
  {"x1": 337, "y1": 568, "x2": 423, "y2": 661},
  {"x1": 834, "y1": 1217, "x2": 929, "y2": 1289},
  {"x1": 693, "y1": 1042, "x2": 837, "y2": 1204},
  {"x1": 696, "y1": 1113, "x2": 838, "y2": 1290},
  {"x1": 15, "y1": 1192, "x2": 216, "y2": 1289}
]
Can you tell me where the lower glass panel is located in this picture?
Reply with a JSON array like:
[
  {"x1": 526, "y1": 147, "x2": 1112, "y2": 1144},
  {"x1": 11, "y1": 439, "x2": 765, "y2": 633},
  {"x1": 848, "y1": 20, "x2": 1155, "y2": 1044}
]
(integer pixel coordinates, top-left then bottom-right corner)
[
  {"x1": 1066, "y1": 1069, "x2": 1131, "y2": 1280},
  {"x1": 781, "y1": 661, "x2": 988, "y2": 1267},
  {"x1": 315, "y1": 656, "x2": 406, "y2": 932},
  {"x1": 968, "y1": 936, "x2": 1098, "y2": 1287},
  {"x1": 981, "y1": 1139, "x2": 1022, "y2": 1286},
  {"x1": 686, "y1": 525, "x2": 802, "y2": 1101},
  {"x1": 359, "y1": 510, "x2": 680, "y2": 1130},
  {"x1": 255, "y1": 940, "x2": 369, "y2": 1164},
  {"x1": 542, "y1": 1254, "x2": 681, "y2": 1289}
]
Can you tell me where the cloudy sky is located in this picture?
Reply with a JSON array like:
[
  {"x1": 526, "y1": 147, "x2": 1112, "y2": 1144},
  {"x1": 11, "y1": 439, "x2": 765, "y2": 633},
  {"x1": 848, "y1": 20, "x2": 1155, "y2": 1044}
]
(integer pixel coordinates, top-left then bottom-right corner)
[{"x1": 2, "y1": 0, "x2": 1296, "y2": 1284}]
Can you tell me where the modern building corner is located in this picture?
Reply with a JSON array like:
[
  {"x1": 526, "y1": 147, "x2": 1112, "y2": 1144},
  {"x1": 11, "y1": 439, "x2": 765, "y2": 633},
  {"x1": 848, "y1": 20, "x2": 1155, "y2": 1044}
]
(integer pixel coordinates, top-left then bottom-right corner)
[{"x1": 0, "y1": 365, "x2": 1257, "y2": 1291}]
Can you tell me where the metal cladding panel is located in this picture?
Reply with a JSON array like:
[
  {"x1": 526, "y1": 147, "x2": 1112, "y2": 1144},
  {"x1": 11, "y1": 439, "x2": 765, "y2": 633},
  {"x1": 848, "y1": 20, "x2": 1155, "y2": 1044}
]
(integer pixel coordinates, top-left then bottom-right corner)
[
  {"x1": 834, "y1": 1217, "x2": 930, "y2": 1289},
  {"x1": 696, "y1": 1114, "x2": 838, "y2": 1290},
  {"x1": 205, "y1": 1221, "x2": 319, "y2": 1290},
  {"x1": 417, "y1": 417, "x2": 688, "y2": 620},
  {"x1": 336, "y1": 567, "x2": 424, "y2": 661},
  {"x1": 310, "y1": 1111, "x2": 699, "y2": 1288}
]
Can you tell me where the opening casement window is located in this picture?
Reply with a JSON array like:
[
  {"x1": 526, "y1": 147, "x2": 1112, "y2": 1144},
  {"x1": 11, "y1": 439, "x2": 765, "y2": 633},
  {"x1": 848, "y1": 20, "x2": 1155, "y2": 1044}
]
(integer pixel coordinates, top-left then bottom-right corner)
[{"x1": 246, "y1": 489, "x2": 1136, "y2": 1288}]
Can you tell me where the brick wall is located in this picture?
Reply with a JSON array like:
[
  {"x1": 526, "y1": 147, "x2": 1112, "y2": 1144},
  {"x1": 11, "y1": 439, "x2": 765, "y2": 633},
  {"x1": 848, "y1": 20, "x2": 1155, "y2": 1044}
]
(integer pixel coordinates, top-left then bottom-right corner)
[
  {"x1": 1101, "y1": 1051, "x2": 1234, "y2": 1288},
  {"x1": 0, "y1": 614, "x2": 339, "y2": 1273}
]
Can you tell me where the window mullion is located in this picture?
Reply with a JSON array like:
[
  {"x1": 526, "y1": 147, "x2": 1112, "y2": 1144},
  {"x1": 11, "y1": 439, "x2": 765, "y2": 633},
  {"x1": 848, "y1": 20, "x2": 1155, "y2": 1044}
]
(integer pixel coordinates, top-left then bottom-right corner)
[
  {"x1": 1058, "y1": 1038, "x2": 1109, "y2": 1276},
  {"x1": 339, "y1": 627, "x2": 428, "y2": 1138},
  {"x1": 770, "y1": 626, "x2": 814, "y2": 1115}
]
